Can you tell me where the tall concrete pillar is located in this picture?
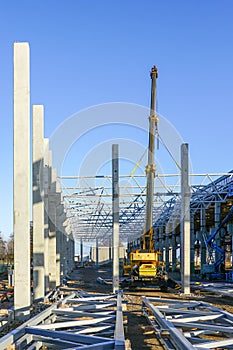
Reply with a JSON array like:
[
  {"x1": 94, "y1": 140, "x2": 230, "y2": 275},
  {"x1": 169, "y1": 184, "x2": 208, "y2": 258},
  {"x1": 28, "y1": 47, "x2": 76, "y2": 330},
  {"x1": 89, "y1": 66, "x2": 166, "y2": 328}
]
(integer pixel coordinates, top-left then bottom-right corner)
[
  {"x1": 80, "y1": 238, "x2": 83, "y2": 264},
  {"x1": 172, "y1": 220, "x2": 177, "y2": 272},
  {"x1": 165, "y1": 223, "x2": 170, "y2": 270},
  {"x1": 71, "y1": 235, "x2": 75, "y2": 270},
  {"x1": 109, "y1": 237, "x2": 112, "y2": 260},
  {"x1": 43, "y1": 139, "x2": 50, "y2": 293},
  {"x1": 55, "y1": 192, "x2": 63, "y2": 286},
  {"x1": 215, "y1": 202, "x2": 222, "y2": 270},
  {"x1": 13, "y1": 42, "x2": 31, "y2": 318},
  {"x1": 190, "y1": 212, "x2": 195, "y2": 276},
  {"x1": 154, "y1": 228, "x2": 159, "y2": 250},
  {"x1": 96, "y1": 238, "x2": 99, "y2": 267},
  {"x1": 228, "y1": 224, "x2": 233, "y2": 272},
  {"x1": 112, "y1": 144, "x2": 119, "y2": 293},
  {"x1": 158, "y1": 226, "x2": 164, "y2": 261},
  {"x1": 48, "y1": 167, "x2": 57, "y2": 289},
  {"x1": 64, "y1": 224, "x2": 72, "y2": 276},
  {"x1": 33, "y1": 105, "x2": 45, "y2": 301},
  {"x1": 58, "y1": 212, "x2": 66, "y2": 279},
  {"x1": 200, "y1": 208, "x2": 207, "y2": 274},
  {"x1": 181, "y1": 143, "x2": 190, "y2": 294}
]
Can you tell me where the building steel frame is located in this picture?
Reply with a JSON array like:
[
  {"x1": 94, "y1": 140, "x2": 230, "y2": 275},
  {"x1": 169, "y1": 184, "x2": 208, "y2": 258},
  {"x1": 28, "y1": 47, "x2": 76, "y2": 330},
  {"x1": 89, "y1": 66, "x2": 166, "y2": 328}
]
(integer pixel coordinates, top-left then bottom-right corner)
[{"x1": 58, "y1": 171, "x2": 233, "y2": 243}]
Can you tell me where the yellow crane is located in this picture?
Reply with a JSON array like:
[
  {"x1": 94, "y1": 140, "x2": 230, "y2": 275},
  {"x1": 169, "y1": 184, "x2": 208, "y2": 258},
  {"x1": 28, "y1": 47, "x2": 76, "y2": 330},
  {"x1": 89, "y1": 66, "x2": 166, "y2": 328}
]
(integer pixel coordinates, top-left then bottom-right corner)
[{"x1": 123, "y1": 66, "x2": 165, "y2": 287}]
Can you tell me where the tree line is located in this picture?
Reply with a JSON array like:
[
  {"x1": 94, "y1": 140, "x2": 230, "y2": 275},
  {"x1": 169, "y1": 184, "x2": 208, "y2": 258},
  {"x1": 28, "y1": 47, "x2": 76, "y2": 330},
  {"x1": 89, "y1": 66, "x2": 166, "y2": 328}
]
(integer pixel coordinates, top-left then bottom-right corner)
[{"x1": 0, "y1": 232, "x2": 14, "y2": 263}]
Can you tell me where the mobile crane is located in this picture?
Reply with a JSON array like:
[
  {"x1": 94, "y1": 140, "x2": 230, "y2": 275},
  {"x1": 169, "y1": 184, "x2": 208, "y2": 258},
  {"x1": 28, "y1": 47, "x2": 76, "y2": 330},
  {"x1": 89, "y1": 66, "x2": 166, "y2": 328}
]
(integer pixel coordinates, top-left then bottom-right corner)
[{"x1": 122, "y1": 66, "x2": 168, "y2": 289}]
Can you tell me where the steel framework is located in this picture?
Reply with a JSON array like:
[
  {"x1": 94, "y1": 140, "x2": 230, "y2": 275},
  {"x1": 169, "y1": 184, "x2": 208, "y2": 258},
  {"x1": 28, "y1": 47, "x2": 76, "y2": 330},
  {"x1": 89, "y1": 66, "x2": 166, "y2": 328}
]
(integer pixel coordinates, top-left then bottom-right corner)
[
  {"x1": 58, "y1": 171, "x2": 233, "y2": 244},
  {"x1": 0, "y1": 291, "x2": 125, "y2": 350},
  {"x1": 142, "y1": 296, "x2": 233, "y2": 349}
]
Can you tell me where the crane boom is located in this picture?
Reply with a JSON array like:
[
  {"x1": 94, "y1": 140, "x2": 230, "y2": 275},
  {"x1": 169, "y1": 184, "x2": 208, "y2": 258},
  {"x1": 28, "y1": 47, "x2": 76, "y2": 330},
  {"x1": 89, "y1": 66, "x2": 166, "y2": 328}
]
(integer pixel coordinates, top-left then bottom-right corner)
[{"x1": 142, "y1": 66, "x2": 158, "y2": 251}]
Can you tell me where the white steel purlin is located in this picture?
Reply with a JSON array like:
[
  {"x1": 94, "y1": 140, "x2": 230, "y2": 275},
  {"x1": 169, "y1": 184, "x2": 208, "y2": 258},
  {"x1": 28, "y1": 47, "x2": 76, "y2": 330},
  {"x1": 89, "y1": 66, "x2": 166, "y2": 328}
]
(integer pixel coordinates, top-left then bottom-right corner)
[
  {"x1": 142, "y1": 296, "x2": 233, "y2": 350},
  {"x1": 0, "y1": 291, "x2": 125, "y2": 350}
]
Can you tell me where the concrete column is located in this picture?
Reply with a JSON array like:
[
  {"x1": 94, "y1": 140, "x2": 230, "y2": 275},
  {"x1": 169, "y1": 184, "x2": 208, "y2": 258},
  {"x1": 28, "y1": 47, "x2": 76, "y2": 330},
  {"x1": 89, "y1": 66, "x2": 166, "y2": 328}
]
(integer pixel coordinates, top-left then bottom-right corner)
[
  {"x1": 172, "y1": 220, "x2": 177, "y2": 272},
  {"x1": 56, "y1": 210, "x2": 65, "y2": 282},
  {"x1": 154, "y1": 228, "x2": 159, "y2": 250},
  {"x1": 56, "y1": 226, "x2": 61, "y2": 285},
  {"x1": 96, "y1": 238, "x2": 99, "y2": 267},
  {"x1": 80, "y1": 238, "x2": 83, "y2": 265},
  {"x1": 60, "y1": 230, "x2": 65, "y2": 278},
  {"x1": 13, "y1": 42, "x2": 31, "y2": 318},
  {"x1": 165, "y1": 223, "x2": 170, "y2": 270},
  {"x1": 48, "y1": 167, "x2": 57, "y2": 289},
  {"x1": 71, "y1": 236, "x2": 75, "y2": 270},
  {"x1": 112, "y1": 144, "x2": 119, "y2": 293},
  {"x1": 215, "y1": 202, "x2": 221, "y2": 270},
  {"x1": 32, "y1": 105, "x2": 45, "y2": 301},
  {"x1": 68, "y1": 234, "x2": 74, "y2": 271},
  {"x1": 109, "y1": 237, "x2": 112, "y2": 260},
  {"x1": 63, "y1": 222, "x2": 71, "y2": 277},
  {"x1": 200, "y1": 208, "x2": 207, "y2": 274},
  {"x1": 158, "y1": 226, "x2": 164, "y2": 261},
  {"x1": 181, "y1": 143, "x2": 190, "y2": 294},
  {"x1": 66, "y1": 234, "x2": 70, "y2": 273},
  {"x1": 190, "y1": 212, "x2": 195, "y2": 276},
  {"x1": 228, "y1": 224, "x2": 233, "y2": 271},
  {"x1": 43, "y1": 139, "x2": 50, "y2": 293},
  {"x1": 55, "y1": 195, "x2": 63, "y2": 286}
]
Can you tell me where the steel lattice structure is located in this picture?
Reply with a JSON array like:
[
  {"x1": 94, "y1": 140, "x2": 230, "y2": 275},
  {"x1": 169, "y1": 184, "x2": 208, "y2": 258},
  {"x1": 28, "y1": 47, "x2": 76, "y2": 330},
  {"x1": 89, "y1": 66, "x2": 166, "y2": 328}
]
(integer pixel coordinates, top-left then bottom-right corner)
[{"x1": 58, "y1": 171, "x2": 233, "y2": 244}]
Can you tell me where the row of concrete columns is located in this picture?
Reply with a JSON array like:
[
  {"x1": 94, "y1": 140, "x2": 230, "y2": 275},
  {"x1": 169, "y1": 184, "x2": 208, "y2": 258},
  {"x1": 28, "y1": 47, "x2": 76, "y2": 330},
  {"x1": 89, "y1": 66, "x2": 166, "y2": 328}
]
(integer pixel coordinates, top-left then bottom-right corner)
[
  {"x1": 13, "y1": 42, "x2": 75, "y2": 319},
  {"x1": 154, "y1": 200, "x2": 233, "y2": 282}
]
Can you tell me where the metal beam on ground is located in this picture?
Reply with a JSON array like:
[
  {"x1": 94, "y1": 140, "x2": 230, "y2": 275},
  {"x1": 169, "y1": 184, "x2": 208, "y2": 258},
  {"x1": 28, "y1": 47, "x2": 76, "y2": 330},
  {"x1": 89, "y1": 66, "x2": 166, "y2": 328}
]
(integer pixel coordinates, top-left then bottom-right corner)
[
  {"x1": 142, "y1": 296, "x2": 233, "y2": 350},
  {"x1": 0, "y1": 291, "x2": 125, "y2": 350}
]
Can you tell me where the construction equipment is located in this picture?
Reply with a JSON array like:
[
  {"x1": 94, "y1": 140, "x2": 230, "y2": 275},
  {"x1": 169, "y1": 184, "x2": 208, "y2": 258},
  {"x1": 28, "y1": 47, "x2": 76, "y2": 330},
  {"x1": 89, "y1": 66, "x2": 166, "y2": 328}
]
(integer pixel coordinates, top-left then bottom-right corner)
[
  {"x1": 202, "y1": 205, "x2": 233, "y2": 279},
  {"x1": 122, "y1": 66, "x2": 169, "y2": 289}
]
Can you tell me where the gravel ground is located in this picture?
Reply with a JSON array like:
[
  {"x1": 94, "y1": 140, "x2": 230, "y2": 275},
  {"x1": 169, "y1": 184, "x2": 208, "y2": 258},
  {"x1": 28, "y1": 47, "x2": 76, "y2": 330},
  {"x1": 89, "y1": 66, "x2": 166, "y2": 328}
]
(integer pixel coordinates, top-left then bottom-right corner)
[
  {"x1": 2, "y1": 264, "x2": 233, "y2": 349},
  {"x1": 67, "y1": 264, "x2": 233, "y2": 349}
]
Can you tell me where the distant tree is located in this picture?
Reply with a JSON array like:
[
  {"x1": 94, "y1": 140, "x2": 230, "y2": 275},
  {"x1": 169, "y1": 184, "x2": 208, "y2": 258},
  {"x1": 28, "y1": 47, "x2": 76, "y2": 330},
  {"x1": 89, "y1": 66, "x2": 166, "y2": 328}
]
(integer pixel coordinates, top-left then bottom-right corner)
[
  {"x1": 0, "y1": 232, "x2": 6, "y2": 259},
  {"x1": 7, "y1": 233, "x2": 14, "y2": 259}
]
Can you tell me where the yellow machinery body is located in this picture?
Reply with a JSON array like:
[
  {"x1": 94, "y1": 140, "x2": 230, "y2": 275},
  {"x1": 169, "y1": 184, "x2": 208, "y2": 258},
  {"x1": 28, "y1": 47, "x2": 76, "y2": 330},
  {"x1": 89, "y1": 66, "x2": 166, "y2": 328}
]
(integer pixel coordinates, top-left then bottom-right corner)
[{"x1": 123, "y1": 250, "x2": 163, "y2": 278}]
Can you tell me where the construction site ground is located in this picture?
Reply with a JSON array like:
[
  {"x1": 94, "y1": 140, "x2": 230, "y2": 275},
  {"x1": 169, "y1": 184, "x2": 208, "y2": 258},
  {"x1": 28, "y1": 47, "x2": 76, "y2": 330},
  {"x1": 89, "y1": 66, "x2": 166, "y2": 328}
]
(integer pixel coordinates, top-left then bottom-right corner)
[
  {"x1": 1, "y1": 264, "x2": 233, "y2": 349},
  {"x1": 65, "y1": 263, "x2": 233, "y2": 350}
]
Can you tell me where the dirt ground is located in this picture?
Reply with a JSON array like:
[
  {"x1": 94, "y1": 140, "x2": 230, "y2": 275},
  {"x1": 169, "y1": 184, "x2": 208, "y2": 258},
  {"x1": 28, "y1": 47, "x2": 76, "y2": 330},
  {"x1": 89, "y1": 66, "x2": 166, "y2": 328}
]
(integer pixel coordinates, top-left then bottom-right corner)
[
  {"x1": 66, "y1": 264, "x2": 233, "y2": 350},
  {"x1": 66, "y1": 264, "x2": 165, "y2": 349},
  {"x1": 2, "y1": 265, "x2": 233, "y2": 349}
]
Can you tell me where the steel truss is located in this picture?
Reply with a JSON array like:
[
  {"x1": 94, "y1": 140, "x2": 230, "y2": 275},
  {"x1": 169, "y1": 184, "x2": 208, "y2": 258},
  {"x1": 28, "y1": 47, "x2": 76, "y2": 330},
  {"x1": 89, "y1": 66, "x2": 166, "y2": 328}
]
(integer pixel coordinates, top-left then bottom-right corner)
[
  {"x1": 58, "y1": 172, "x2": 233, "y2": 243},
  {"x1": 142, "y1": 296, "x2": 233, "y2": 349},
  {"x1": 0, "y1": 291, "x2": 125, "y2": 350}
]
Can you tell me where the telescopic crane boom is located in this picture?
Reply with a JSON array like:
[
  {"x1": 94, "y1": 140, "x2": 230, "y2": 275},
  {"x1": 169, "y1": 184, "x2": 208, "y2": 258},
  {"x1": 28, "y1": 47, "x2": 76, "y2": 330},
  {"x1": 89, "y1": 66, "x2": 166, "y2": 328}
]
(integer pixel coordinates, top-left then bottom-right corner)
[{"x1": 142, "y1": 65, "x2": 158, "y2": 251}]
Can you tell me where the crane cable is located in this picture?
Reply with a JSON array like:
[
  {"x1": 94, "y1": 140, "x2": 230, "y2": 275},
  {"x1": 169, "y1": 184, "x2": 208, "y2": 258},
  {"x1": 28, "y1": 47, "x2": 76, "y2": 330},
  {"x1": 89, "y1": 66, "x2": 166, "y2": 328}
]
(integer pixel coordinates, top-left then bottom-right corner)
[{"x1": 157, "y1": 133, "x2": 181, "y2": 171}]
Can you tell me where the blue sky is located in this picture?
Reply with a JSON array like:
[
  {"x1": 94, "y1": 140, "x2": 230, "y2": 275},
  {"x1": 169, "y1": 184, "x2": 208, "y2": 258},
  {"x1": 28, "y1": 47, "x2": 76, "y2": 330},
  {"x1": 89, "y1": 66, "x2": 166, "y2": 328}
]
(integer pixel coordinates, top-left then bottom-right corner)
[{"x1": 0, "y1": 0, "x2": 233, "y2": 239}]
